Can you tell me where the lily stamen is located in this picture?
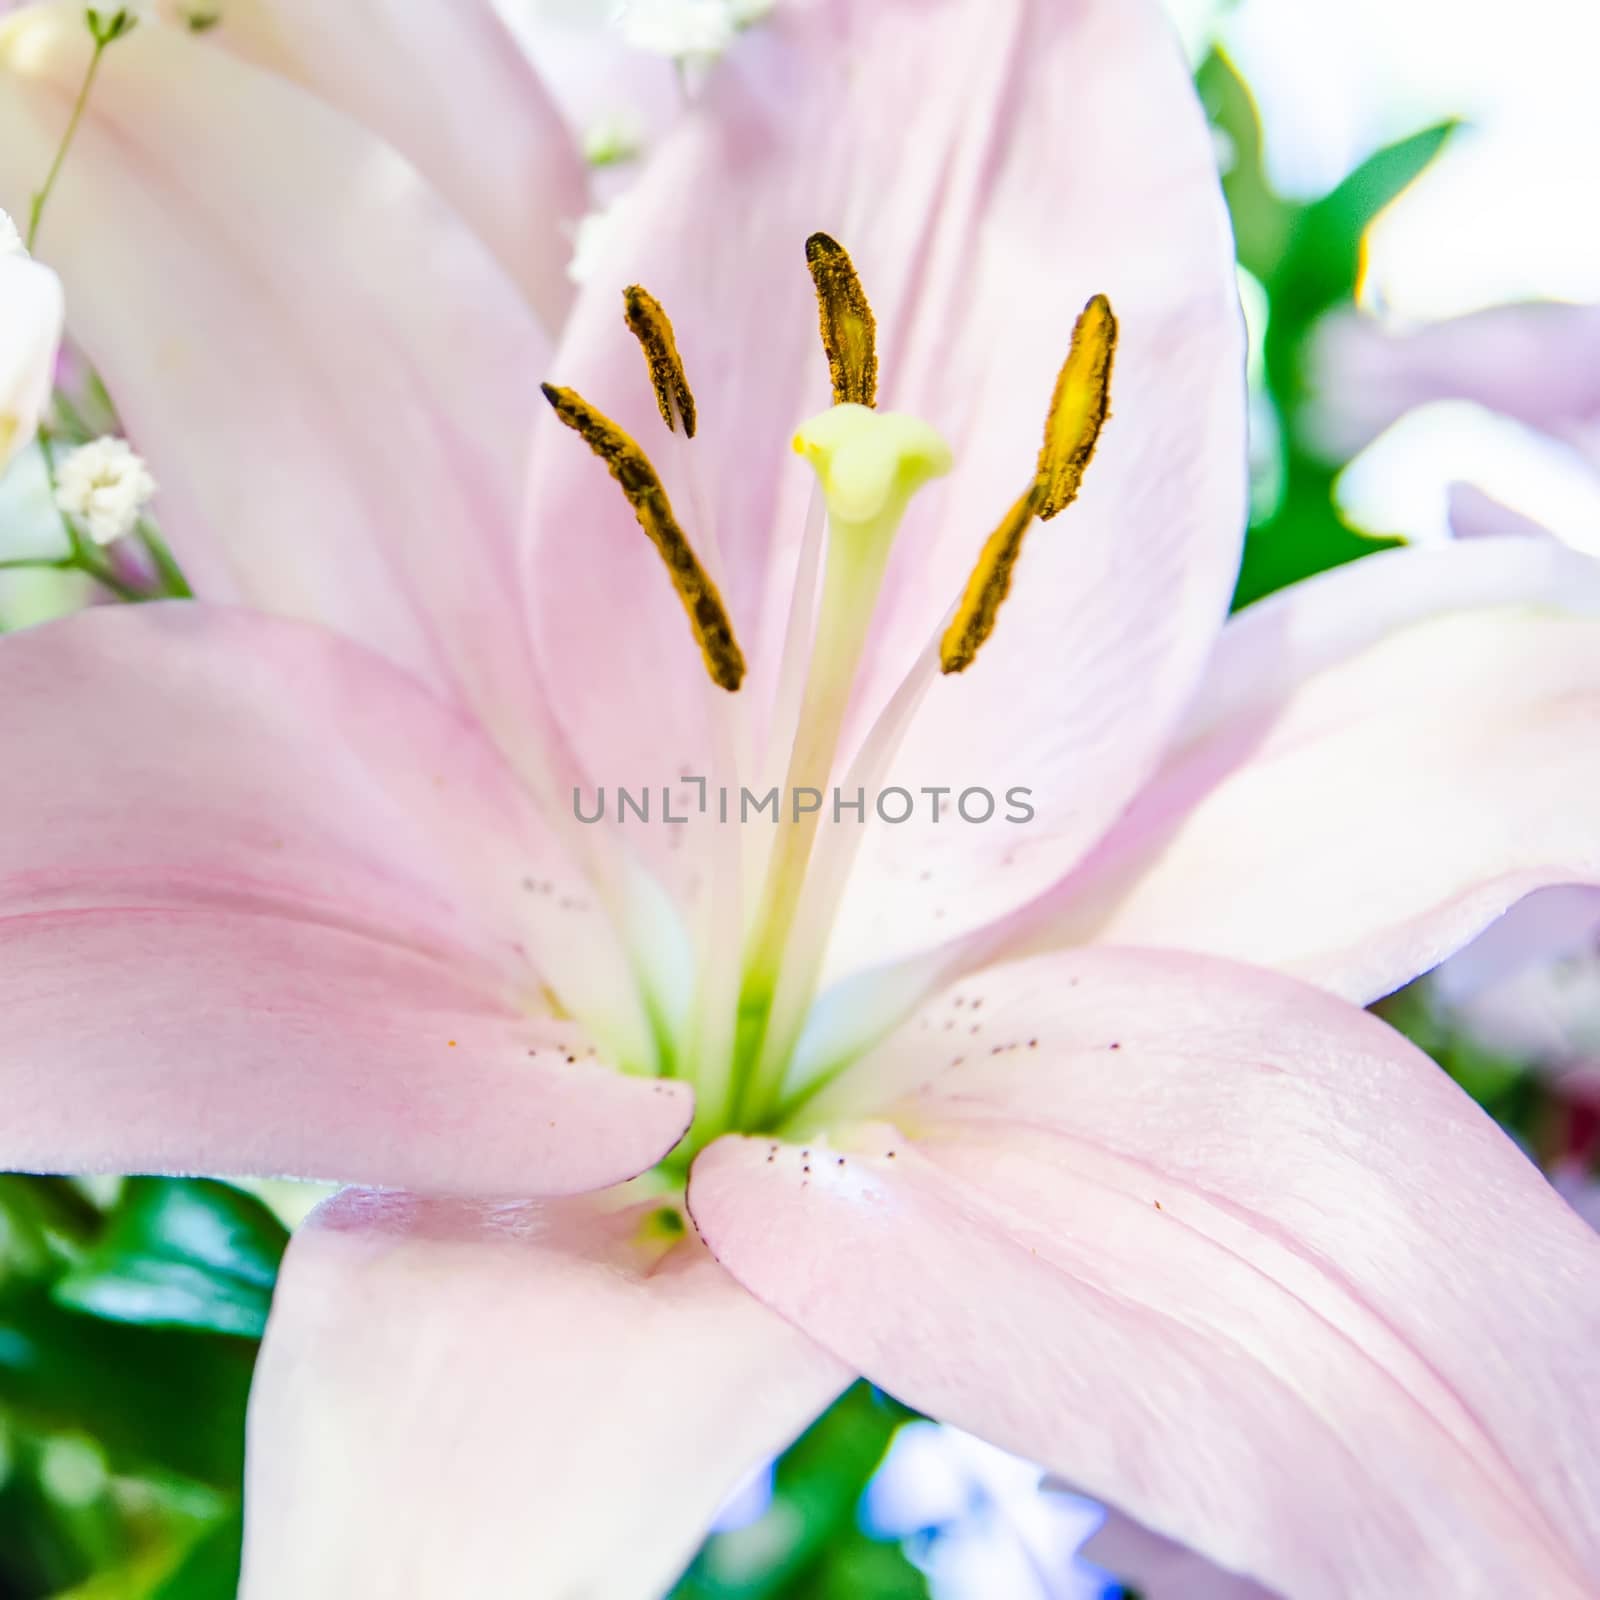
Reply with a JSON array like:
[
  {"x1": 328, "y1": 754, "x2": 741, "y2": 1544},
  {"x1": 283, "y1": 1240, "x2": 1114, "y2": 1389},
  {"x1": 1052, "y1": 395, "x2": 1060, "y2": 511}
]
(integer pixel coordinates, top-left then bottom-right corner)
[
  {"x1": 539, "y1": 382, "x2": 745, "y2": 692},
  {"x1": 805, "y1": 231, "x2": 879, "y2": 408},
  {"x1": 939, "y1": 485, "x2": 1044, "y2": 674},
  {"x1": 940, "y1": 293, "x2": 1118, "y2": 674},
  {"x1": 623, "y1": 283, "x2": 698, "y2": 437}
]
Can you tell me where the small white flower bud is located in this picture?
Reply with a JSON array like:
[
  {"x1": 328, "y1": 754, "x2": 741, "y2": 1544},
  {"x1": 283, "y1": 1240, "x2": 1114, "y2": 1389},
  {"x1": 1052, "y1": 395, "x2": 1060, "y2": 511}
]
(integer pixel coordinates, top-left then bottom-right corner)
[
  {"x1": 53, "y1": 436, "x2": 158, "y2": 546},
  {"x1": 0, "y1": 209, "x2": 24, "y2": 259}
]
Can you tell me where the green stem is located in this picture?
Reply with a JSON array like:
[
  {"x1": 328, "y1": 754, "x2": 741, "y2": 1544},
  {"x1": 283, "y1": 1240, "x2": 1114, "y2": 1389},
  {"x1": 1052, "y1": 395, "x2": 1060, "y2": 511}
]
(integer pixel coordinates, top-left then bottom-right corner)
[
  {"x1": 26, "y1": 33, "x2": 109, "y2": 252},
  {"x1": 35, "y1": 427, "x2": 82, "y2": 557},
  {"x1": 137, "y1": 518, "x2": 194, "y2": 598},
  {"x1": 79, "y1": 555, "x2": 142, "y2": 602}
]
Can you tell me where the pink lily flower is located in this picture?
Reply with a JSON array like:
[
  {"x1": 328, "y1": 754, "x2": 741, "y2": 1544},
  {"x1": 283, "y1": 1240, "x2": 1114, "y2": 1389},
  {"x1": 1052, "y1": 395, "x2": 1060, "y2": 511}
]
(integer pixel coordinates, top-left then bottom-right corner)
[
  {"x1": 1306, "y1": 299, "x2": 1600, "y2": 541},
  {"x1": 1079, "y1": 1501, "x2": 1281, "y2": 1599},
  {"x1": 1428, "y1": 885, "x2": 1600, "y2": 1091},
  {"x1": 3, "y1": 2, "x2": 1600, "y2": 1596}
]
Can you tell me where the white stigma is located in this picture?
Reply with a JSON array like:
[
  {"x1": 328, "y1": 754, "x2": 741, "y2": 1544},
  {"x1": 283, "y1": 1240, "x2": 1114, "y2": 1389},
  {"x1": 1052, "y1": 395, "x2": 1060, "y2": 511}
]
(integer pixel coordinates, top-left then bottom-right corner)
[
  {"x1": 54, "y1": 436, "x2": 158, "y2": 547},
  {"x1": 0, "y1": 209, "x2": 26, "y2": 259}
]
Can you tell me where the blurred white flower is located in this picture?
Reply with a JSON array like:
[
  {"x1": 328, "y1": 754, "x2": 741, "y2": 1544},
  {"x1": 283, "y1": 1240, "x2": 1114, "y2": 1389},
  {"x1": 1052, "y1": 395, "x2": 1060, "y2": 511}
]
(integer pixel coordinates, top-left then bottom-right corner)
[
  {"x1": 53, "y1": 435, "x2": 157, "y2": 546},
  {"x1": 864, "y1": 1423, "x2": 1110, "y2": 1599},
  {"x1": 1427, "y1": 886, "x2": 1600, "y2": 1088},
  {"x1": 610, "y1": 0, "x2": 770, "y2": 57},
  {"x1": 0, "y1": 212, "x2": 63, "y2": 473}
]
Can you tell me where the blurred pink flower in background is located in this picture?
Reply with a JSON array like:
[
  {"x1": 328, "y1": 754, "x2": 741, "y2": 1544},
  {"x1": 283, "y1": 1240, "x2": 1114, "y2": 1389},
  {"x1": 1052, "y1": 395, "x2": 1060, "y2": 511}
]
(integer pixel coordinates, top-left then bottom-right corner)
[
  {"x1": 0, "y1": 1, "x2": 1599, "y2": 1597},
  {"x1": 1428, "y1": 886, "x2": 1600, "y2": 1091},
  {"x1": 1307, "y1": 298, "x2": 1600, "y2": 540}
]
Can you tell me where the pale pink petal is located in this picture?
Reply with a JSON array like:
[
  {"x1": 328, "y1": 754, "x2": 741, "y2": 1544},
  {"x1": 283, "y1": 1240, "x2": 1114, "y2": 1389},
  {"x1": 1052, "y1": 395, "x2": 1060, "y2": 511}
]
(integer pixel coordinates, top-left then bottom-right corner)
[
  {"x1": 164, "y1": 0, "x2": 587, "y2": 330},
  {"x1": 0, "y1": 5, "x2": 551, "y2": 763},
  {"x1": 1430, "y1": 885, "x2": 1600, "y2": 1002},
  {"x1": 1024, "y1": 537, "x2": 1600, "y2": 1004},
  {"x1": 3, "y1": 910, "x2": 689, "y2": 1192},
  {"x1": 0, "y1": 603, "x2": 679, "y2": 1189},
  {"x1": 1550, "y1": 1161, "x2": 1600, "y2": 1233},
  {"x1": 1427, "y1": 887, "x2": 1600, "y2": 1069},
  {"x1": 1076, "y1": 1502, "x2": 1280, "y2": 1599},
  {"x1": 1448, "y1": 480, "x2": 1562, "y2": 542},
  {"x1": 1306, "y1": 301, "x2": 1600, "y2": 461},
  {"x1": 0, "y1": 249, "x2": 62, "y2": 470},
  {"x1": 691, "y1": 948, "x2": 1600, "y2": 1598},
  {"x1": 498, "y1": 2, "x2": 685, "y2": 167},
  {"x1": 243, "y1": 1188, "x2": 848, "y2": 1597},
  {"x1": 523, "y1": 0, "x2": 1245, "y2": 959}
]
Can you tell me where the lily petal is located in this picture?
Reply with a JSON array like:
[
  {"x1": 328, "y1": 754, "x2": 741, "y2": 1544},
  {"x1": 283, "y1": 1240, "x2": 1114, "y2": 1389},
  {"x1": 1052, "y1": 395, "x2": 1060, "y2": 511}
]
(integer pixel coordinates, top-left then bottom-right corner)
[
  {"x1": 1306, "y1": 301, "x2": 1600, "y2": 462},
  {"x1": 496, "y1": 2, "x2": 685, "y2": 168},
  {"x1": 1025, "y1": 537, "x2": 1600, "y2": 1003},
  {"x1": 1426, "y1": 885, "x2": 1600, "y2": 1069},
  {"x1": 0, "y1": 248, "x2": 61, "y2": 471},
  {"x1": 1076, "y1": 1501, "x2": 1281, "y2": 1599},
  {"x1": 523, "y1": 0, "x2": 1245, "y2": 959},
  {"x1": 691, "y1": 948, "x2": 1600, "y2": 1599},
  {"x1": 0, "y1": 3, "x2": 553, "y2": 769},
  {"x1": 243, "y1": 1188, "x2": 848, "y2": 1598},
  {"x1": 164, "y1": 0, "x2": 587, "y2": 330},
  {"x1": 0, "y1": 603, "x2": 677, "y2": 1190},
  {"x1": 1448, "y1": 480, "x2": 1562, "y2": 542}
]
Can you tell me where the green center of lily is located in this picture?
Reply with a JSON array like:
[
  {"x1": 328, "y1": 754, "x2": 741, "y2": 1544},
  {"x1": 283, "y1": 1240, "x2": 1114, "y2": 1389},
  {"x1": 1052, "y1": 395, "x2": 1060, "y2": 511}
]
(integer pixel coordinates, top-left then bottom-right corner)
[{"x1": 541, "y1": 234, "x2": 1117, "y2": 1161}]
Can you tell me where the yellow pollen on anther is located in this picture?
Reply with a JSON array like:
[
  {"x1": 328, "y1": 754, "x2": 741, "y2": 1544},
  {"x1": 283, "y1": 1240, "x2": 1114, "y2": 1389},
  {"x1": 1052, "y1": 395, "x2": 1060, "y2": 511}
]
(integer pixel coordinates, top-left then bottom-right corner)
[
  {"x1": 623, "y1": 284, "x2": 697, "y2": 438},
  {"x1": 805, "y1": 232, "x2": 878, "y2": 409},
  {"x1": 540, "y1": 383, "x2": 745, "y2": 691},
  {"x1": 939, "y1": 293, "x2": 1117, "y2": 675},
  {"x1": 1035, "y1": 293, "x2": 1117, "y2": 520},
  {"x1": 939, "y1": 485, "x2": 1042, "y2": 674}
]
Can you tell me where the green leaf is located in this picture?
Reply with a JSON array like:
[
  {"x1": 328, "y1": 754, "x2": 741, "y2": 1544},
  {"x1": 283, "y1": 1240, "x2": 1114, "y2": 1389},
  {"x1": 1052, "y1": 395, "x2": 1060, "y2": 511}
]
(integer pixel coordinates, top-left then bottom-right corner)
[
  {"x1": 1196, "y1": 48, "x2": 1292, "y2": 283},
  {"x1": 149, "y1": 1508, "x2": 244, "y2": 1600},
  {"x1": 0, "y1": 1290, "x2": 256, "y2": 1489},
  {"x1": 674, "y1": 1386, "x2": 926, "y2": 1600},
  {"x1": 53, "y1": 1179, "x2": 287, "y2": 1338},
  {"x1": 1229, "y1": 122, "x2": 1456, "y2": 608},
  {"x1": 783, "y1": 1530, "x2": 928, "y2": 1600},
  {"x1": 1266, "y1": 120, "x2": 1459, "y2": 405},
  {"x1": 0, "y1": 1175, "x2": 103, "y2": 1282},
  {"x1": 0, "y1": 1433, "x2": 113, "y2": 1597}
]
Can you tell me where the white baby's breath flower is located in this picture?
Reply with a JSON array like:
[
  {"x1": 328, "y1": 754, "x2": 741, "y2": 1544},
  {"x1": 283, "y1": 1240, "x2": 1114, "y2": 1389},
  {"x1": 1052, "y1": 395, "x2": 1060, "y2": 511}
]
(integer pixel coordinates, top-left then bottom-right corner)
[
  {"x1": 610, "y1": 0, "x2": 736, "y2": 57},
  {"x1": 53, "y1": 435, "x2": 157, "y2": 546}
]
